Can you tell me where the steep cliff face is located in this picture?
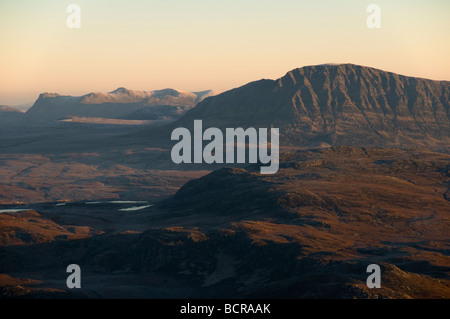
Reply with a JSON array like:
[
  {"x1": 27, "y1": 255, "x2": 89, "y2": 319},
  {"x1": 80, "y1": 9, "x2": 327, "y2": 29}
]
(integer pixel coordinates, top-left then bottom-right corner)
[{"x1": 174, "y1": 64, "x2": 449, "y2": 148}]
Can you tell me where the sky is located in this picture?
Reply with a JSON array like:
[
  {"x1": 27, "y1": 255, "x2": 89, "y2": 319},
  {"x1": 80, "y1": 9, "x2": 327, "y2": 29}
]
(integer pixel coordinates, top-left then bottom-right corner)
[{"x1": 0, "y1": 0, "x2": 449, "y2": 106}]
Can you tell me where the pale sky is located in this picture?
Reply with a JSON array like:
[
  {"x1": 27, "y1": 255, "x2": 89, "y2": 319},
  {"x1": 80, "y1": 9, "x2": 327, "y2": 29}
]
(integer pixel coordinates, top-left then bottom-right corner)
[{"x1": 0, "y1": 0, "x2": 449, "y2": 106}]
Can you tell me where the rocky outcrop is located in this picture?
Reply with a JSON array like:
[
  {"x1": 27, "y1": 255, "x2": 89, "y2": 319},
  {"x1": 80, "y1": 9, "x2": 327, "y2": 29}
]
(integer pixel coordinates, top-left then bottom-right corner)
[{"x1": 162, "y1": 64, "x2": 449, "y2": 148}]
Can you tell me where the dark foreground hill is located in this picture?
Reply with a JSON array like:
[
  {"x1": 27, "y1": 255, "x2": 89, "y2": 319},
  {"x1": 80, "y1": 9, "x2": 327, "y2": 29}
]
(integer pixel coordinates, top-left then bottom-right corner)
[{"x1": 1, "y1": 147, "x2": 449, "y2": 298}]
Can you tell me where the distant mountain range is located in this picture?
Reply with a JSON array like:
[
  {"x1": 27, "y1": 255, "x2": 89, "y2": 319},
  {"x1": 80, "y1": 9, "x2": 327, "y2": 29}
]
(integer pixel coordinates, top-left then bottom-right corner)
[
  {"x1": 0, "y1": 105, "x2": 25, "y2": 125},
  {"x1": 155, "y1": 64, "x2": 448, "y2": 149},
  {"x1": 20, "y1": 88, "x2": 220, "y2": 124}
]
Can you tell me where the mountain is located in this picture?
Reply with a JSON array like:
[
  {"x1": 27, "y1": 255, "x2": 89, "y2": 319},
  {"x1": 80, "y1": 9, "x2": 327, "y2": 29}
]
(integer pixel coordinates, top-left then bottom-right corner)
[
  {"x1": 147, "y1": 147, "x2": 450, "y2": 298},
  {"x1": 149, "y1": 64, "x2": 449, "y2": 149},
  {"x1": 0, "y1": 105, "x2": 25, "y2": 125},
  {"x1": 0, "y1": 105, "x2": 22, "y2": 113},
  {"x1": 9, "y1": 103, "x2": 33, "y2": 112},
  {"x1": 24, "y1": 88, "x2": 219, "y2": 123}
]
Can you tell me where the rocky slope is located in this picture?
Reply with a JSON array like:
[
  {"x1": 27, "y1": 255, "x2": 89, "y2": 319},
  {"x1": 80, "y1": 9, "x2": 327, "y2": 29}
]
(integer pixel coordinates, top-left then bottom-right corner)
[{"x1": 144, "y1": 64, "x2": 449, "y2": 150}]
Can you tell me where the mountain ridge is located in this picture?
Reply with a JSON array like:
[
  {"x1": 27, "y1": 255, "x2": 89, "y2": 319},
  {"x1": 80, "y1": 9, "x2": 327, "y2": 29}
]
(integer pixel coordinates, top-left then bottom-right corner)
[
  {"x1": 141, "y1": 64, "x2": 449, "y2": 150},
  {"x1": 0, "y1": 105, "x2": 25, "y2": 126},
  {"x1": 24, "y1": 88, "x2": 220, "y2": 123}
]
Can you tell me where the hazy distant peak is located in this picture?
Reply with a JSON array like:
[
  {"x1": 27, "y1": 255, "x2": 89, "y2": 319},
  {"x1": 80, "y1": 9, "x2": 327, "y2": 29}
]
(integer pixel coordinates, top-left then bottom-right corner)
[
  {"x1": 25, "y1": 87, "x2": 220, "y2": 123},
  {"x1": 110, "y1": 87, "x2": 132, "y2": 94},
  {"x1": 151, "y1": 88, "x2": 184, "y2": 98},
  {"x1": 193, "y1": 90, "x2": 222, "y2": 103},
  {"x1": 0, "y1": 105, "x2": 25, "y2": 125},
  {"x1": 33, "y1": 88, "x2": 220, "y2": 107},
  {"x1": 0, "y1": 105, "x2": 22, "y2": 113},
  {"x1": 81, "y1": 89, "x2": 150, "y2": 104},
  {"x1": 193, "y1": 90, "x2": 216, "y2": 95},
  {"x1": 38, "y1": 93, "x2": 61, "y2": 99}
]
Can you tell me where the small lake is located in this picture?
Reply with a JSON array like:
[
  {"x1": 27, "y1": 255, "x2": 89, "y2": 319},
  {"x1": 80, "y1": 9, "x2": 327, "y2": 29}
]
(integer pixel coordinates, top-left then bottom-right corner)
[
  {"x1": 0, "y1": 209, "x2": 32, "y2": 213},
  {"x1": 119, "y1": 204, "x2": 153, "y2": 212},
  {"x1": 85, "y1": 201, "x2": 149, "y2": 205},
  {"x1": 1, "y1": 200, "x2": 153, "y2": 214}
]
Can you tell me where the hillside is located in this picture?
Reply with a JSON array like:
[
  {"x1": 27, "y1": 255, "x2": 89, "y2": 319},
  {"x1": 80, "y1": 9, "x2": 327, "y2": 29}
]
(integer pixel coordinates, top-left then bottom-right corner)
[
  {"x1": 0, "y1": 106, "x2": 24, "y2": 126},
  {"x1": 140, "y1": 64, "x2": 449, "y2": 150},
  {"x1": 1, "y1": 147, "x2": 449, "y2": 298}
]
